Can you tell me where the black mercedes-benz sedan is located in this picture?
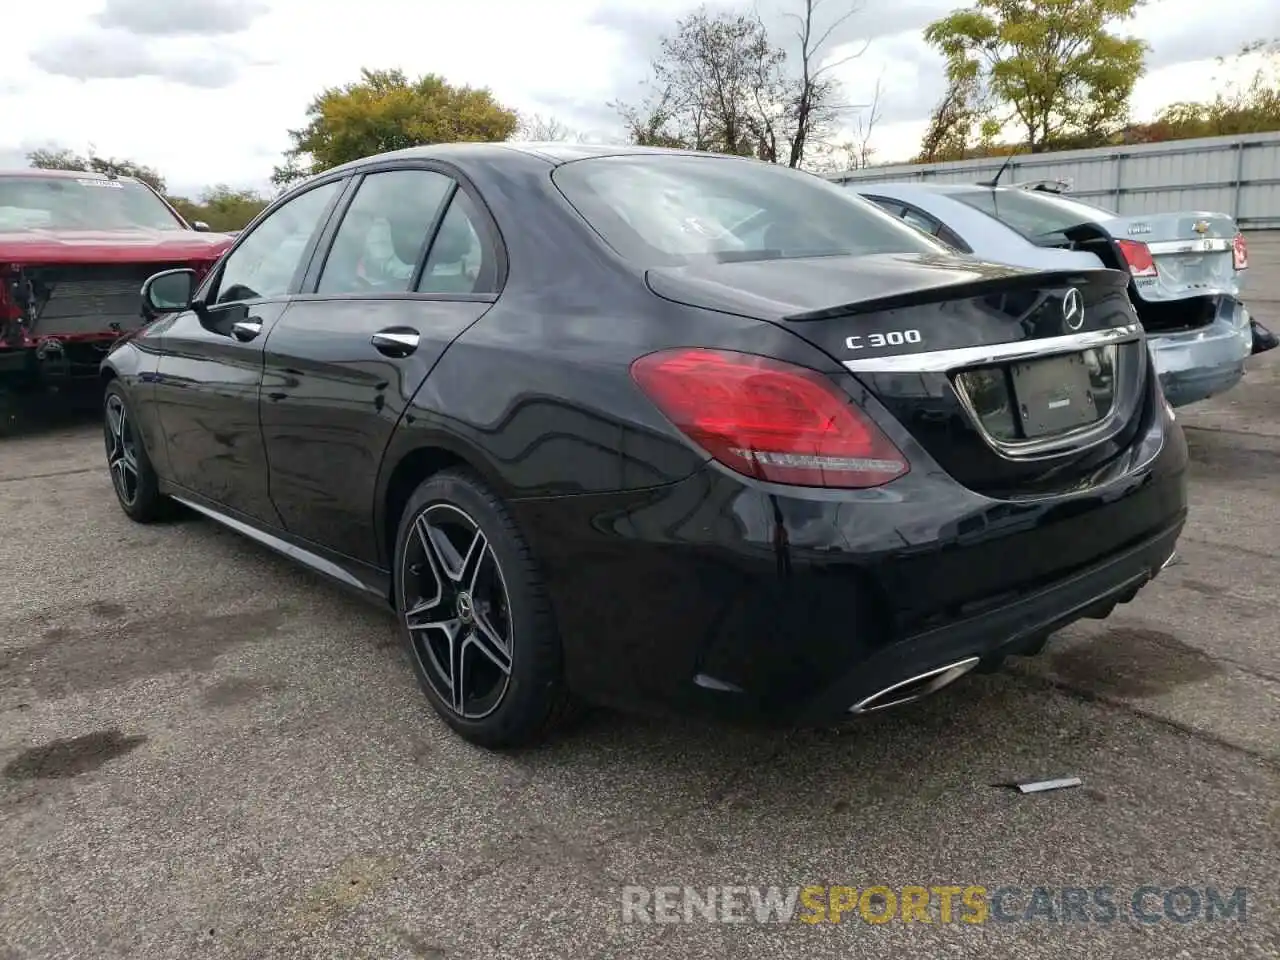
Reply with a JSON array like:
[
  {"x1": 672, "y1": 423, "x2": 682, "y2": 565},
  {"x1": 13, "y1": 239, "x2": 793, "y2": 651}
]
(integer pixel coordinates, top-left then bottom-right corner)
[{"x1": 101, "y1": 143, "x2": 1188, "y2": 747}]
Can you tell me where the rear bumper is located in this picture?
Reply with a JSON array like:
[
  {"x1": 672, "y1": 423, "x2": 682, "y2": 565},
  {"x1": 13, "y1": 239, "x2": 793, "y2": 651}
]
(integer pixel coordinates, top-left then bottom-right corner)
[
  {"x1": 1149, "y1": 295, "x2": 1252, "y2": 406},
  {"x1": 511, "y1": 390, "x2": 1189, "y2": 724}
]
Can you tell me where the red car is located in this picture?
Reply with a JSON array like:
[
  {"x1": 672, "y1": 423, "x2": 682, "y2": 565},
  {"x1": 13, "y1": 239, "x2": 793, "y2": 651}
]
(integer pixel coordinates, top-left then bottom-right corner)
[{"x1": 0, "y1": 169, "x2": 235, "y2": 421}]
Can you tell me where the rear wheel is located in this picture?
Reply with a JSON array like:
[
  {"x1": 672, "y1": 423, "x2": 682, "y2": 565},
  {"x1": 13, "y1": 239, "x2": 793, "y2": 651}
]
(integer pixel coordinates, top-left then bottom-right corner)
[
  {"x1": 103, "y1": 382, "x2": 171, "y2": 522},
  {"x1": 393, "y1": 469, "x2": 574, "y2": 748}
]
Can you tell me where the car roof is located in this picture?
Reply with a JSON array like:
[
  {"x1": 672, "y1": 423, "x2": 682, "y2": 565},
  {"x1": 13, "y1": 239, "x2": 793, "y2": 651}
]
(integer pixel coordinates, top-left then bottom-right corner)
[
  {"x1": 856, "y1": 181, "x2": 988, "y2": 197},
  {"x1": 321, "y1": 141, "x2": 763, "y2": 177},
  {"x1": 0, "y1": 168, "x2": 141, "y2": 183}
]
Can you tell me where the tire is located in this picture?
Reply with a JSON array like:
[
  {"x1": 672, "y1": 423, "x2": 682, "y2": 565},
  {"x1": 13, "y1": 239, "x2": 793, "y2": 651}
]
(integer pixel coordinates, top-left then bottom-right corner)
[
  {"x1": 103, "y1": 381, "x2": 172, "y2": 523},
  {"x1": 393, "y1": 468, "x2": 574, "y2": 748}
]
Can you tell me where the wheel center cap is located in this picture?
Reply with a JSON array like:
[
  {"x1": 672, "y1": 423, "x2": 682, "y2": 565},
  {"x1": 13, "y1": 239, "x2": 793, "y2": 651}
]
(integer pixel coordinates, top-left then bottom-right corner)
[{"x1": 456, "y1": 591, "x2": 475, "y2": 623}]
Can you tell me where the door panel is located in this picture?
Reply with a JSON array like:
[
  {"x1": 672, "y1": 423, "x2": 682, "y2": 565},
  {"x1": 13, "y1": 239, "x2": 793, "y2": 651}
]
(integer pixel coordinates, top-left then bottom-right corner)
[
  {"x1": 151, "y1": 177, "x2": 348, "y2": 524},
  {"x1": 154, "y1": 301, "x2": 289, "y2": 523},
  {"x1": 259, "y1": 298, "x2": 490, "y2": 562}
]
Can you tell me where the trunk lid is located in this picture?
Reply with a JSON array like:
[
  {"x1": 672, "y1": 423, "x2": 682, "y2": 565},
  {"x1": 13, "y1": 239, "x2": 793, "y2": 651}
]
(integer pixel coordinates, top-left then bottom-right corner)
[
  {"x1": 1104, "y1": 211, "x2": 1243, "y2": 302},
  {"x1": 648, "y1": 252, "x2": 1153, "y2": 498}
]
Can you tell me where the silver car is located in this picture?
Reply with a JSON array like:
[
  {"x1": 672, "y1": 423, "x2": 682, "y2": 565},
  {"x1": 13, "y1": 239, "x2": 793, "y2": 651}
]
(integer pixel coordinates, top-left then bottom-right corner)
[{"x1": 851, "y1": 181, "x2": 1256, "y2": 406}]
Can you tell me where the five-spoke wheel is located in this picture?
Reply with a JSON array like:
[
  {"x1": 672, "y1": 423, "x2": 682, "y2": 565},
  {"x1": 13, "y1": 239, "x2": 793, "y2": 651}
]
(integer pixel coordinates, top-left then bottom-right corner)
[
  {"x1": 102, "y1": 382, "x2": 170, "y2": 522},
  {"x1": 394, "y1": 469, "x2": 573, "y2": 747},
  {"x1": 104, "y1": 392, "x2": 140, "y2": 507},
  {"x1": 401, "y1": 503, "x2": 514, "y2": 720}
]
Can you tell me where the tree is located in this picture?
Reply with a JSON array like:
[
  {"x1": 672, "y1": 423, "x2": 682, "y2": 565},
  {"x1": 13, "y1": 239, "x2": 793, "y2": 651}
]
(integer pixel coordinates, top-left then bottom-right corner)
[
  {"x1": 784, "y1": 0, "x2": 866, "y2": 168},
  {"x1": 612, "y1": 7, "x2": 788, "y2": 159},
  {"x1": 924, "y1": 0, "x2": 1147, "y2": 154},
  {"x1": 168, "y1": 185, "x2": 269, "y2": 233},
  {"x1": 810, "y1": 77, "x2": 883, "y2": 171},
  {"x1": 273, "y1": 68, "x2": 519, "y2": 187},
  {"x1": 515, "y1": 112, "x2": 573, "y2": 141},
  {"x1": 27, "y1": 146, "x2": 166, "y2": 192},
  {"x1": 1134, "y1": 40, "x2": 1280, "y2": 142}
]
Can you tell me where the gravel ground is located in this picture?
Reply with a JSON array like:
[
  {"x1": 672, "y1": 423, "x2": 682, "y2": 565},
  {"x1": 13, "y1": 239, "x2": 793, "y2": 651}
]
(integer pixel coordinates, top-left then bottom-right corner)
[{"x1": 1, "y1": 239, "x2": 1277, "y2": 960}]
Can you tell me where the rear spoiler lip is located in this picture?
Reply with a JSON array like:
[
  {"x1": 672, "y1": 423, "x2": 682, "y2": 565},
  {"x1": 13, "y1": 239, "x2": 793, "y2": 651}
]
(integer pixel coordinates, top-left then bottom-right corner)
[{"x1": 782, "y1": 266, "x2": 1131, "y2": 322}]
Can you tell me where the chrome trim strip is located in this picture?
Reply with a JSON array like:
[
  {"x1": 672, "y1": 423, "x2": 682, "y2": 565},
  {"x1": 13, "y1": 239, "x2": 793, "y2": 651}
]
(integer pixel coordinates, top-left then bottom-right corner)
[
  {"x1": 171, "y1": 495, "x2": 370, "y2": 592},
  {"x1": 1146, "y1": 238, "x2": 1233, "y2": 255},
  {"x1": 841, "y1": 323, "x2": 1142, "y2": 374}
]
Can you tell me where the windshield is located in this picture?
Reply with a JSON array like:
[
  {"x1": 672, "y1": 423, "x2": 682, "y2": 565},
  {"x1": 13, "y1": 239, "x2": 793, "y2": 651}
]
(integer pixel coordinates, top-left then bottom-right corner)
[
  {"x1": 0, "y1": 176, "x2": 187, "y2": 232},
  {"x1": 948, "y1": 187, "x2": 1116, "y2": 239},
  {"x1": 552, "y1": 155, "x2": 947, "y2": 267}
]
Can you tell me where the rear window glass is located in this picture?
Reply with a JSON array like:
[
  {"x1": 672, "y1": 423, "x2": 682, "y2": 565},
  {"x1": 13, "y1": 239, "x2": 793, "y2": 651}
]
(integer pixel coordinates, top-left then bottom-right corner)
[
  {"x1": 0, "y1": 176, "x2": 186, "y2": 232},
  {"x1": 552, "y1": 155, "x2": 946, "y2": 267},
  {"x1": 949, "y1": 187, "x2": 1116, "y2": 239}
]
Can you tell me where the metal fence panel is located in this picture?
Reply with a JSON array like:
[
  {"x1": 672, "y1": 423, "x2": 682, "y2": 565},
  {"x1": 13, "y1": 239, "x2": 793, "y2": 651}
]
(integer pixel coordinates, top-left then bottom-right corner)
[{"x1": 826, "y1": 132, "x2": 1280, "y2": 228}]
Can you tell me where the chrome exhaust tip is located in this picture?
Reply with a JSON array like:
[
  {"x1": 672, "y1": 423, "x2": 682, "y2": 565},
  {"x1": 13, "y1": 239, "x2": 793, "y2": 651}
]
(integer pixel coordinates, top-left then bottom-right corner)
[
  {"x1": 1160, "y1": 550, "x2": 1179, "y2": 571},
  {"x1": 848, "y1": 656, "x2": 981, "y2": 715}
]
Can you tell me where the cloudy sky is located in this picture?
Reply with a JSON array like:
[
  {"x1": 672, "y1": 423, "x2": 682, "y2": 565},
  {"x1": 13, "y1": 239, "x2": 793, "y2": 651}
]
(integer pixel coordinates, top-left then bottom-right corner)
[{"x1": 2, "y1": 0, "x2": 1276, "y2": 197}]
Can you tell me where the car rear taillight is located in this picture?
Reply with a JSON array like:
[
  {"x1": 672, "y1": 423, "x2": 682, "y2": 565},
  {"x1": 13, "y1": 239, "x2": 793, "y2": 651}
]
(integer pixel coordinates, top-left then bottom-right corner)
[
  {"x1": 1116, "y1": 239, "x2": 1158, "y2": 278},
  {"x1": 630, "y1": 347, "x2": 909, "y2": 488},
  {"x1": 1233, "y1": 233, "x2": 1249, "y2": 271}
]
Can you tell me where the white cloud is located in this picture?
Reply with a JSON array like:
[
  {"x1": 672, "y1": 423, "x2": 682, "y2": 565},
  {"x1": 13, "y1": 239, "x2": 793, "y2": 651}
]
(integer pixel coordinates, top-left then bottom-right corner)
[{"x1": 0, "y1": 0, "x2": 1273, "y2": 192}]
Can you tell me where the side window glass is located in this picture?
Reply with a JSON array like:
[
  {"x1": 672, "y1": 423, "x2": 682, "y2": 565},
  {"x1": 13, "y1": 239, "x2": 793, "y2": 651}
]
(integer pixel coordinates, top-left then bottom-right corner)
[
  {"x1": 316, "y1": 170, "x2": 453, "y2": 295},
  {"x1": 937, "y1": 225, "x2": 969, "y2": 252},
  {"x1": 867, "y1": 197, "x2": 904, "y2": 216},
  {"x1": 901, "y1": 206, "x2": 941, "y2": 235},
  {"x1": 417, "y1": 191, "x2": 497, "y2": 296},
  {"x1": 214, "y1": 180, "x2": 342, "y2": 304}
]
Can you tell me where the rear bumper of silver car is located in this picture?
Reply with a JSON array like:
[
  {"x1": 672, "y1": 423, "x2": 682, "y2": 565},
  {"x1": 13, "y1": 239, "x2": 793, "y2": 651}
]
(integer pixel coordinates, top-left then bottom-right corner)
[{"x1": 1149, "y1": 295, "x2": 1252, "y2": 407}]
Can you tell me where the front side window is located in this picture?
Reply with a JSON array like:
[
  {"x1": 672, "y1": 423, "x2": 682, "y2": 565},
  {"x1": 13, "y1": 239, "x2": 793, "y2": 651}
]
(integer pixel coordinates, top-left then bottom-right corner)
[
  {"x1": 0, "y1": 176, "x2": 186, "y2": 231},
  {"x1": 949, "y1": 187, "x2": 1117, "y2": 239},
  {"x1": 552, "y1": 156, "x2": 946, "y2": 267},
  {"x1": 214, "y1": 180, "x2": 343, "y2": 304},
  {"x1": 316, "y1": 170, "x2": 454, "y2": 295}
]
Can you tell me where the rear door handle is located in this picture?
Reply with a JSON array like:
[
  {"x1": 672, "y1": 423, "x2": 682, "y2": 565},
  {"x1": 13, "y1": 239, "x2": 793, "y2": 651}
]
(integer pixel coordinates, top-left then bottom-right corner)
[
  {"x1": 231, "y1": 319, "x2": 263, "y2": 342},
  {"x1": 371, "y1": 329, "x2": 420, "y2": 357}
]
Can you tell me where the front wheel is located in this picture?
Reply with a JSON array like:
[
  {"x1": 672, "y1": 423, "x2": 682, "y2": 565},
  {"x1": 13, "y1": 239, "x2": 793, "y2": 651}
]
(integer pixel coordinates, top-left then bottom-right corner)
[
  {"x1": 103, "y1": 382, "x2": 172, "y2": 522},
  {"x1": 393, "y1": 469, "x2": 574, "y2": 748}
]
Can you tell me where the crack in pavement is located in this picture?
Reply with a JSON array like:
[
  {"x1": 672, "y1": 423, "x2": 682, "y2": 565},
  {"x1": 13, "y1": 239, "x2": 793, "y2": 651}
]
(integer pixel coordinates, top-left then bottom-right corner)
[{"x1": 1008, "y1": 667, "x2": 1280, "y2": 770}]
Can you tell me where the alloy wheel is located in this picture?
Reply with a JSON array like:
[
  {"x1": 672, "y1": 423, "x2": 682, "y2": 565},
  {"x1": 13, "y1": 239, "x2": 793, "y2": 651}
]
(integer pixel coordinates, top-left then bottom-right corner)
[
  {"x1": 400, "y1": 503, "x2": 514, "y2": 720},
  {"x1": 104, "y1": 394, "x2": 140, "y2": 506}
]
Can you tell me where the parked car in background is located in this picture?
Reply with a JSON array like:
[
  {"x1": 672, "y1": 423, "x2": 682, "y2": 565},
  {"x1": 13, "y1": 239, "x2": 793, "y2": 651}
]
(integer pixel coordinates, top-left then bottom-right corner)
[
  {"x1": 103, "y1": 144, "x2": 1186, "y2": 748},
  {"x1": 852, "y1": 180, "x2": 1268, "y2": 406},
  {"x1": 0, "y1": 169, "x2": 235, "y2": 423}
]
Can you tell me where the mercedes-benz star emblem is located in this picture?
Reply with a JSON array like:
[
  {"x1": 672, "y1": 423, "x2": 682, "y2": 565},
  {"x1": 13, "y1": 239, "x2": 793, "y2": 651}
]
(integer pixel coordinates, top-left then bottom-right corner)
[
  {"x1": 456, "y1": 591, "x2": 475, "y2": 623},
  {"x1": 1062, "y1": 288, "x2": 1085, "y2": 332}
]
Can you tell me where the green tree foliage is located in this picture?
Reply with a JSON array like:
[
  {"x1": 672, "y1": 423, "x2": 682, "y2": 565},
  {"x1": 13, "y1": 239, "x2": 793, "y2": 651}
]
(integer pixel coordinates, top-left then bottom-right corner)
[
  {"x1": 27, "y1": 147, "x2": 167, "y2": 192},
  {"x1": 923, "y1": 0, "x2": 1147, "y2": 154},
  {"x1": 272, "y1": 68, "x2": 519, "y2": 188},
  {"x1": 168, "y1": 185, "x2": 269, "y2": 232},
  {"x1": 1130, "y1": 40, "x2": 1280, "y2": 142}
]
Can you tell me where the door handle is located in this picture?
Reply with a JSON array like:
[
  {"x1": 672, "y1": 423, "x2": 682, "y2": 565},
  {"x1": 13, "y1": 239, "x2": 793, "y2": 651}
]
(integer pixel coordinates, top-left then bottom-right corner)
[
  {"x1": 231, "y1": 319, "x2": 263, "y2": 342},
  {"x1": 371, "y1": 329, "x2": 420, "y2": 357}
]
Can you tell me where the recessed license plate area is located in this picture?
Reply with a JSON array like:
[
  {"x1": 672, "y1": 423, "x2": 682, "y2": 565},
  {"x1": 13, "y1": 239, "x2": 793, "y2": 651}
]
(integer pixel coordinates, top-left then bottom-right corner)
[
  {"x1": 1010, "y1": 353, "x2": 1098, "y2": 436},
  {"x1": 955, "y1": 345, "x2": 1118, "y2": 444}
]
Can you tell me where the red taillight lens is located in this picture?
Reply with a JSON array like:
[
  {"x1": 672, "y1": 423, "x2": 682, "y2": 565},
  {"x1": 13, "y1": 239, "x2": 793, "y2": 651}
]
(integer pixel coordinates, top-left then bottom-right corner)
[
  {"x1": 630, "y1": 347, "x2": 909, "y2": 488},
  {"x1": 1233, "y1": 233, "x2": 1248, "y2": 271},
  {"x1": 1116, "y1": 239, "x2": 1158, "y2": 278}
]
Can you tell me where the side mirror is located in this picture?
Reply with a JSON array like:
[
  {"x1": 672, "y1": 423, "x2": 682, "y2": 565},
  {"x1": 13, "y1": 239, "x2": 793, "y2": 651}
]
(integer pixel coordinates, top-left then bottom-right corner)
[
  {"x1": 191, "y1": 220, "x2": 211, "y2": 232},
  {"x1": 142, "y1": 268, "x2": 198, "y2": 314}
]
